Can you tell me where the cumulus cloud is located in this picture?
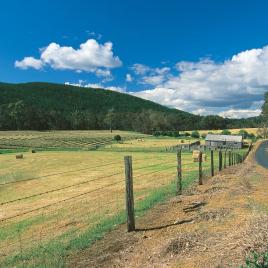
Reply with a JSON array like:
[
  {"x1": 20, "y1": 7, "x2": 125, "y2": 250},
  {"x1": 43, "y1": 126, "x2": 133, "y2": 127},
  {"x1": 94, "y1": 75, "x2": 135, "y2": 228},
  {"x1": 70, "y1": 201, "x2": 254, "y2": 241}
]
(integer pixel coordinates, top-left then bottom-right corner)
[
  {"x1": 64, "y1": 81, "x2": 126, "y2": 93},
  {"x1": 131, "y1": 64, "x2": 171, "y2": 86},
  {"x1": 14, "y1": 57, "x2": 43, "y2": 70},
  {"x1": 219, "y1": 109, "x2": 262, "y2": 119},
  {"x1": 133, "y1": 46, "x2": 268, "y2": 118},
  {"x1": 131, "y1": 64, "x2": 151, "y2": 75},
  {"x1": 141, "y1": 75, "x2": 165, "y2": 85},
  {"x1": 95, "y1": 69, "x2": 112, "y2": 77},
  {"x1": 15, "y1": 39, "x2": 122, "y2": 76}
]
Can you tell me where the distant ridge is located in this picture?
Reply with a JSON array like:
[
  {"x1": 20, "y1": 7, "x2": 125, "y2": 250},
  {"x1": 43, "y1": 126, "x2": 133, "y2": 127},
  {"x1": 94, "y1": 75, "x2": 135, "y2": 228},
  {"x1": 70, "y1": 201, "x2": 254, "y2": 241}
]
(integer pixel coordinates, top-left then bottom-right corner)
[{"x1": 0, "y1": 82, "x2": 262, "y2": 131}]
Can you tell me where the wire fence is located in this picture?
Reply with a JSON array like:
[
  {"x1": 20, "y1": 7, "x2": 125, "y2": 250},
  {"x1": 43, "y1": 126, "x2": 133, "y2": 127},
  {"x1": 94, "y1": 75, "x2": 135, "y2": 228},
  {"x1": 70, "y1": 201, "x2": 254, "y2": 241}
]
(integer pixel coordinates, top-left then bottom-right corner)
[{"x1": 0, "y1": 146, "x2": 251, "y2": 267}]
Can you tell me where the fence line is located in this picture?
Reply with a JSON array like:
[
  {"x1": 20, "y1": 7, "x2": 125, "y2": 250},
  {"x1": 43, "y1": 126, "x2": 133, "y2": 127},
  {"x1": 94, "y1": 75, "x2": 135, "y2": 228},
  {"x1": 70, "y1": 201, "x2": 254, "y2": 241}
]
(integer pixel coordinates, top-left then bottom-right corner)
[
  {"x1": 0, "y1": 144, "x2": 252, "y2": 266},
  {"x1": 124, "y1": 144, "x2": 252, "y2": 232},
  {"x1": 0, "y1": 179, "x2": 124, "y2": 223},
  {"x1": 0, "y1": 154, "x2": 167, "y2": 186}
]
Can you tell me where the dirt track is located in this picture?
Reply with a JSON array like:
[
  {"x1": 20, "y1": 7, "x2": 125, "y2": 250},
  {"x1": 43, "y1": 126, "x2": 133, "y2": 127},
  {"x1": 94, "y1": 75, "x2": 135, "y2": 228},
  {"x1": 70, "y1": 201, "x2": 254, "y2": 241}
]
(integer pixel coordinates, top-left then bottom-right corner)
[{"x1": 69, "y1": 144, "x2": 268, "y2": 268}]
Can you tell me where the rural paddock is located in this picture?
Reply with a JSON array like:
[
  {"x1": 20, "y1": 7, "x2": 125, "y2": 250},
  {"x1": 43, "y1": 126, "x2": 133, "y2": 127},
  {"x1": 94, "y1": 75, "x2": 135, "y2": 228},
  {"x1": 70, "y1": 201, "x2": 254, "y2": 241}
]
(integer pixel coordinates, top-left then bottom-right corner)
[{"x1": 0, "y1": 131, "x2": 248, "y2": 267}]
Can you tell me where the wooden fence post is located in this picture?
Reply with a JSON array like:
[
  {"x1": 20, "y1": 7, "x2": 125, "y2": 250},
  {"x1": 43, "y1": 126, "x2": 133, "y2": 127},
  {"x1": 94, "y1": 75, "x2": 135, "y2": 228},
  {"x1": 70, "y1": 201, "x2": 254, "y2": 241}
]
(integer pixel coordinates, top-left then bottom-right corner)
[
  {"x1": 210, "y1": 150, "x2": 214, "y2": 177},
  {"x1": 199, "y1": 152, "x2": 203, "y2": 185},
  {"x1": 228, "y1": 150, "x2": 231, "y2": 166},
  {"x1": 124, "y1": 156, "x2": 135, "y2": 232},
  {"x1": 176, "y1": 150, "x2": 182, "y2": 195},
  {"x1": 224, "y1": 150, "x2": 227, "y2": 169},
  {"x1": 219, "y1": 150, "x2": 222, "y2": 171}
]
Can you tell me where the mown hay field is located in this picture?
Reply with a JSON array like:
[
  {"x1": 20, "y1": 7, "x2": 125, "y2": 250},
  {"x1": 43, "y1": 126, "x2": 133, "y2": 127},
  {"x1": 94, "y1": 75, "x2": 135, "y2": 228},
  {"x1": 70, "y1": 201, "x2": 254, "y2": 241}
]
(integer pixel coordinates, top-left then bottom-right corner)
[
  {"x1": 0, "y1": 131, "x2": 246, "y2": 267},
  {"x1": 0, "y1": 130, "x2": 148, "y2": 151}
]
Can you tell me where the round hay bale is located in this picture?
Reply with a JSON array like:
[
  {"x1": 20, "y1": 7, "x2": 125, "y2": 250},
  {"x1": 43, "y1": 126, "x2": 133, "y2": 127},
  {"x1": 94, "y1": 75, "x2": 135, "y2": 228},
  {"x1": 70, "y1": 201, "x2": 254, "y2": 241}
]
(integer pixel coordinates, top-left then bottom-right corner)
[
  {"x1": 31, "y1": 149, "x2": 36, "y2": 153},
  {"x1": 16, "y1": 154, "x2": 23, "y2": 159}
]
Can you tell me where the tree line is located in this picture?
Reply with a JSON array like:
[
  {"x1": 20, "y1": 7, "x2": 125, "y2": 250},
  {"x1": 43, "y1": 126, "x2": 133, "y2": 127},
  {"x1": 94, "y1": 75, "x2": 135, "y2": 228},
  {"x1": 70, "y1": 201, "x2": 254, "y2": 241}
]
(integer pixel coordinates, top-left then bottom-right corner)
[
  {"x1": 0, "y1": 100, "x2": 263, "y2": 133},
  {"x1": 0, "y1": 82, "x2": 264, "y2": 133}
]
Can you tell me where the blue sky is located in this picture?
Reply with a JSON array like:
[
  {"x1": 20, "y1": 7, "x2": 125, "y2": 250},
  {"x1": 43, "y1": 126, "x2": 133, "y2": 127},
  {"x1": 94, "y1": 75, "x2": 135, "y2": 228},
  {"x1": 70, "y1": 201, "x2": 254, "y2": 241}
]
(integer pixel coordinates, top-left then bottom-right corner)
[{"x1": 1, "y1": 0, "x2": 268, "y2": 118}]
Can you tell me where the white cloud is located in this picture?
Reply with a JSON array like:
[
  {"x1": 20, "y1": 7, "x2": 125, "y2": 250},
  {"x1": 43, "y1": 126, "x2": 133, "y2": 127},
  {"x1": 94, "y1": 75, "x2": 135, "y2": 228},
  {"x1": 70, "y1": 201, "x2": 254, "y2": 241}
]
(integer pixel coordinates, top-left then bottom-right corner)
[
  {"x1": 133, "y1": 46, "x2": 268, "y2": 118},
  {"x1": 126, "y1": 73, "x2": 133, "y2": 82},
  {"x1": 142, "y1": 75, "x2": 165, "y2": 85},
  {"x1": 155, "y1": 67, "x2": 170, "y2": 75},
  {"x1": 14, "y1": 57, "x2": 43, "y2": 70},
  {"x1": 106, "y1": 86, "x2": 126, "y2": 93},
  {"x1": 15, "y1": 39, "x2": 122, "y2": 76},
  {"x1": 64, "y1": 81, "x2": 126, "y2": 93},
  {"x1": 86, "y1": 31, "x2": 102, "y2": 40},
  {"x1": 219, "y1": 109, "x2": 262, "y2": 119},
  {"x1": 131, "y1": 64, "x2": 171, "y2": 86},
  {"x1": 95, "y1": 69, "x2": 111, "y2": 77},
  {"x1": 131, "y1": 64, "x2": 151, "y2": 75}
]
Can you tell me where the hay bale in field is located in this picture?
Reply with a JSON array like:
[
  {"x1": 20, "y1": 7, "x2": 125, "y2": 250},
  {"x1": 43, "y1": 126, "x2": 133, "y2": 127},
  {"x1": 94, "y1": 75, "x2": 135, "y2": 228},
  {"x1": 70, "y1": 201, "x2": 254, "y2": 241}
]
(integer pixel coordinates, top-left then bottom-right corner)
[
  {"x1": 192, "y1": 151, "x2": 207, "y2": 162},
  {"x1": 192, "y1": 150, "x2": 201, "y2": 162},
  {"x1": 16, "y1": 154, "x2": 23, "y2": 159},
  {"x1": 31, "y1": 149, "x2": 36, "y2": 153}
]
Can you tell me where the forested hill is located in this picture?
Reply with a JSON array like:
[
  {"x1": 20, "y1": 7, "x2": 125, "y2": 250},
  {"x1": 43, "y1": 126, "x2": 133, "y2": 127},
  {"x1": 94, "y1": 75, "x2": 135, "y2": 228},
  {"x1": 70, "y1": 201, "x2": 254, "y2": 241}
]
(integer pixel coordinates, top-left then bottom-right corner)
[{"x1": 0, "y1": 82, "x2": 262, "y2": 132}]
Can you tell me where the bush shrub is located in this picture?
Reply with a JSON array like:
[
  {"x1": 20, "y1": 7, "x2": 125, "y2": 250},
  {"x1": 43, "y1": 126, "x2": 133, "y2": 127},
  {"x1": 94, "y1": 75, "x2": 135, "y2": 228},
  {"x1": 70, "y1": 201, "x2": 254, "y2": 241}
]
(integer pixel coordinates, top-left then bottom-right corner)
[
  {"x1": 242, "y1": 252, "x2": 268, "y2": 268},
  {"x1": 221, "y1": 129, "x2": 231, "y2": 135},
  {"x1": 114, "y1": 135, "x2": 121, "y2": 142},
  {"x1": 239, "y1": 129, "x2": 249, "y2": 139},
  {"x1": 191, "y1": 130, "x2": 200, "y2": 138}
]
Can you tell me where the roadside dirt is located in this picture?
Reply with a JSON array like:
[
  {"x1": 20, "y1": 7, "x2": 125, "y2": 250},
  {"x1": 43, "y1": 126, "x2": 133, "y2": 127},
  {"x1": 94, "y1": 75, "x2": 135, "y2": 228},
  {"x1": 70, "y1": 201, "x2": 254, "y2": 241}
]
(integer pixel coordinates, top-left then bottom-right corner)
[{"x1": 69, "y1": 145, "x2": 268, "y2": 268}]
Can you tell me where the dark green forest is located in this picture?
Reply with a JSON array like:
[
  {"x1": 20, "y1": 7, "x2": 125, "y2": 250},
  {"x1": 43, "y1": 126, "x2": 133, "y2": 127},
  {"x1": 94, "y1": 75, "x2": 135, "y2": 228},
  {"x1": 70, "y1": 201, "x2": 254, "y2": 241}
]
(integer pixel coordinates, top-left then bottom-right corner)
[{"x1": 0, "y1": 82, "x2": 263, "y2": 133}]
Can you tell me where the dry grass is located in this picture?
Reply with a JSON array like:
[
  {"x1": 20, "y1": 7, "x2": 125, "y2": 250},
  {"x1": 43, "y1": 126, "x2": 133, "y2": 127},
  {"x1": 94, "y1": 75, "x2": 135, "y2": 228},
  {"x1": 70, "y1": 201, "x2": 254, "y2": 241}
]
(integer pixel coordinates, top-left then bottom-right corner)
[
  {"x1": 106, "y1": 137, "x2": 196, "y2": 150},
  {"x1": 0, "y1": 149, "x2": 201, "y2": 264},
  {"x1": 190, "y1": 128, "x2": 258, "y2": 135},
  {"x1": 69, "y1": 147, "x2": 268, "y2": 268},
  {"x1": 0, "y1": 132, "x2": 246, "y2": 266}
]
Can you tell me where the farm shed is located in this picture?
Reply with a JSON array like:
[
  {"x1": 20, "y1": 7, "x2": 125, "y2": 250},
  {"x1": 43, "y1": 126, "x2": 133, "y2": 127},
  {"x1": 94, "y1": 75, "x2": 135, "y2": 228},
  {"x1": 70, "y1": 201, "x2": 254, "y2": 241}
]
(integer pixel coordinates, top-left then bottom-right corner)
[
  {"x1": 205, "y1": 134, "x2": 243, "y2": 149},
  {"x1": 178, "y1": 140, "x2": 200, "y2": 150}
]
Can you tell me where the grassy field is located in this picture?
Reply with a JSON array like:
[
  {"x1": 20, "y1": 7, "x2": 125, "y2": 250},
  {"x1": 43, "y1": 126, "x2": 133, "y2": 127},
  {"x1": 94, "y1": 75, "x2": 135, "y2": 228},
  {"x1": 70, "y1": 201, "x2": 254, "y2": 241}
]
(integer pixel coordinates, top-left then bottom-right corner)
[
  {"x1": 102, "y1": 136, "x2": 198, "y2": 152},
  {"x1": 0, "y1": 130, "x2": 148, "y2": 152},
  {"x1": 191, "y1": 127, "x2": 258, "y2": 135},
  {"x1": 0, "y1": 130, "x2": 248, "y2": 267}
]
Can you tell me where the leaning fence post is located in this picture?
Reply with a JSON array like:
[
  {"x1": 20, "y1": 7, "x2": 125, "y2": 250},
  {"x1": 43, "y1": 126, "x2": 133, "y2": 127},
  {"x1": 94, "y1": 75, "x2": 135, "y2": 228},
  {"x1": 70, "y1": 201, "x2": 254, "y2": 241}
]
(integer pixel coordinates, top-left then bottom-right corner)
[
  {"x1": 198, "y1": 151, "x2": 203, "y2": 185},
  {"x1": 210, "y1": 150, "x2": 214, "y2": 177},
  {"x1": 124, "y1": 156, "x2": 135, "y2": 232},
  {"x1": 219, "y1": 150, "x2": 222, "y2": 171},
  {"x1": 176, "y1": 149, "x2": 182, "y2": 195}
]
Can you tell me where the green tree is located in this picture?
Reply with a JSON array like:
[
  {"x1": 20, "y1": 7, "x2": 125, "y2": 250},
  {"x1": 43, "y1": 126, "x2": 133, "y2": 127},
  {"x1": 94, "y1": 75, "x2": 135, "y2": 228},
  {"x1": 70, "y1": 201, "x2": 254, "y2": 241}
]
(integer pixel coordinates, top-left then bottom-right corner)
[
  {"x1": 7, "y1": 100, "x2": 26, "y2": 130},
  {"x1": 104, "y1": 108, "x2": 115, "y2": 133},
  {"x1": 191, "y1": 130, "x2": 200, "y2": 138},
  {"x1": 238, "y1": 129, "x2": 249, "y2": 139},
  {"x1": 221, "y1": 129, "x2": 231, "y2": 135}
]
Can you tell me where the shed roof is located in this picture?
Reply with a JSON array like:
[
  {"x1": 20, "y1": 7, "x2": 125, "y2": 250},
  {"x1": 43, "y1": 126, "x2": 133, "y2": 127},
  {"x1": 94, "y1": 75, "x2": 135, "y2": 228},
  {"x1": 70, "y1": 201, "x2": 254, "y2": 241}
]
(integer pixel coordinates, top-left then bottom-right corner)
[{"x1": 205, "y1": 134, "x2": 243, "y2": 142}]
